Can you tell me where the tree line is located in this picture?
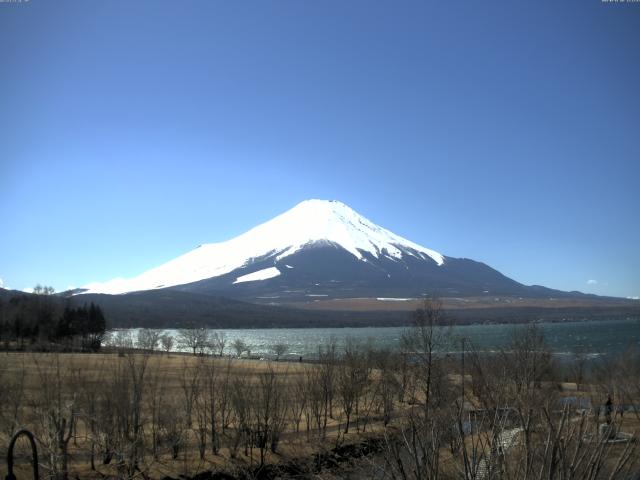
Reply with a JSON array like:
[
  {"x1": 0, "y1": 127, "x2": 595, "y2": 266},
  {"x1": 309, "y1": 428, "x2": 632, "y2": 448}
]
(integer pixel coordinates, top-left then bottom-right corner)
[{"x1": 0, "y1": 286, "x2": 106, "y2": 351}]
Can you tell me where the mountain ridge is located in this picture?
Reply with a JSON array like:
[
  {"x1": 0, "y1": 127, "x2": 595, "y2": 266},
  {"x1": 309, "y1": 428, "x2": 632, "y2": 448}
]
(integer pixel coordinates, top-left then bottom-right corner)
[
  {"x1": 81, "y1": 199, "x2": 445, "y2": 295},
  {"x1": 73, "y1": 199, "x2": 618, "y2": 306},
  {"x1": 2, "y1": 287, "x2": 637, "y2": 330}
]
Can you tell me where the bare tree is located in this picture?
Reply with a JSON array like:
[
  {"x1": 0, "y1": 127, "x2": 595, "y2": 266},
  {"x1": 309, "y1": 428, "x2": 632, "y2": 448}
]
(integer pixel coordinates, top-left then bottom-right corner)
[
  {"x1": 31, "y1": 354, "x2": 77, "y2": 480},
  {"x1": 144, "y1": 360, "x2": 167, "y2": 460},
  {"x1": 503, "y1": 323, "x2": 556, "y2": 476},
  {"x1": 373, "y1": 348, "x2": 399, "y2": 426},
  {"x1": 614, "y1": 344, "x2": 640, "y2": 419},
  {"x1": 337, "y1": 337, "x2": 365, "y2": 433},
  {"x1": 192, "y1": 358, "x2": 210, "y2": 460},
  {"x1": 306, "y1": 365, "x2": 328, "y2": 440},
  {"x1": 230, "y1": 373, "x2": 251, "y2": 459},
  {"x1": 75, "y1": 358, "x2": 108, "y2": 471},
  {"x1": 289, "y1": 371, "x2": 308, "y2": 433},
  {"x1": 114, "y1": 330, "x2": 134, "y2": 353},
  {"x1": 158, "y1": 401, "x2": 185, "y2": 460},
  {"x1": 201, "y1": 357, "x2": 221, "y2": 454},
  {"x1": 380, "y1": 298, "x2": 453, "y2": 479},
  {"x1": 231, "y1": 338, "x2": 248, "y2": 358},
  {"x1": 136, "y1": 328, "x2": 160, "y2": 352},
  {"x1": 0, "y1": 355, "x2": 26, "y2": 437},
  {"x1": 178, "y1": 327, "x2": 208, "y2": 355},
  {"x1": 99, "y1": 352, "x2": 152, "y2": 478},
  {"x1": 272, "y1": 342, "x2": 289, "y2": 360},
  {"x1": 218, "y1": 356, "x2": 234, "y2": 434},
  {"x1": 318, "y1": 337, "x2": 338, "y2": 425},
  {"x1": 33, "y1": 284, "x2": 55, "y2": 295},
  {"x1": 179, "y1": 357, "x2": 202, "y2": 428},
  {"x1": 251, "y1": 365, "x2": 289, "y2": 465},
  {"x1": 571, "y1": 345, "x2": 589, "y2": 391},
  {"x1": 160, "y1": 333, "x2": 174, "y2": 355},
  {"x1": 210, "y1": 331, "x2": 227, "y2": 356}
]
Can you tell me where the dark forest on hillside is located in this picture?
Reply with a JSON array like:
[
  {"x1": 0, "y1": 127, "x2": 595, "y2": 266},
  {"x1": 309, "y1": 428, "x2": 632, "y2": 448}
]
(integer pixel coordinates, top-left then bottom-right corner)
[{"x1": 0, "y1": 287, "x2": 106, "y2": 351}]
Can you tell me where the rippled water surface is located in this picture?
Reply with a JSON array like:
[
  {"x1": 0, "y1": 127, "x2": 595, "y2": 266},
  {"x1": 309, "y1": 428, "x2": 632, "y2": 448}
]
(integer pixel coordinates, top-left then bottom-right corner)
[{"x1": 114, "y1": 318, "x2": 640, "y2": 359}]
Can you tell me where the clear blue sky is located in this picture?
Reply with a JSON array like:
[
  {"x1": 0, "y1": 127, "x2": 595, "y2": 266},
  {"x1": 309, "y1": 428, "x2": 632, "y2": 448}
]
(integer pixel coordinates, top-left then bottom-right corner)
[{"x1": 1, "y1": 0, "x2": 639, "y2": 298}]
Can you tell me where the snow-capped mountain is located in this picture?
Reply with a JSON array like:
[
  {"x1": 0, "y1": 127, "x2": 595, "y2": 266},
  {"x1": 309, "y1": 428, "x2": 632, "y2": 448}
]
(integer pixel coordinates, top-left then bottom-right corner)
[
  {"x1": 82, "y1": 199, "x2": 445, "y2": 295},
  {"x1": 79, "y1": 199, "x2": 562, "y2": 301}
]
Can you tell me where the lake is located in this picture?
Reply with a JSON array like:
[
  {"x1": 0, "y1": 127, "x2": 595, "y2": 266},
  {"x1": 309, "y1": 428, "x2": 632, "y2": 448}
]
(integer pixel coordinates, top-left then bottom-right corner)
[{"x1": 113, "y1": 318, "x2": 640, "y2": 360}]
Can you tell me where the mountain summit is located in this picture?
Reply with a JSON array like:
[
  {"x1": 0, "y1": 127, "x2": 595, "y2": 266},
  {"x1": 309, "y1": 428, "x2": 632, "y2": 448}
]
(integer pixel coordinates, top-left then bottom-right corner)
[
  {"x1": 81, "y1": 199, "x2": 571, "y2": 301},
  {"x1": 82, "y1": 199, "x2": 444, "y2": 295}
]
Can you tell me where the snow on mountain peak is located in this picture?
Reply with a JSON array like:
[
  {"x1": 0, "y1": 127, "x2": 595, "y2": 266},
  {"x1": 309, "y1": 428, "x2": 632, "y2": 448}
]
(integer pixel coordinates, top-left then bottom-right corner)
[
  {"x1": 268, "y1": 199, "x2": 444, "y2": 264},
  {"x1": 81, "y1": 199, "x2": 444, "y2": 295}
]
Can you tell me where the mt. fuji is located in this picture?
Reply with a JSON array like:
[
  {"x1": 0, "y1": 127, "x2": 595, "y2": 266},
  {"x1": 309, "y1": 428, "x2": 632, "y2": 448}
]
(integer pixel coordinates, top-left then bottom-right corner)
[
  {"x1": 79, "y1": 199, "x2": 572, "y2": 302},
  {"x1": 82, "y1": 200, "x2": 444, "y2": 295}
]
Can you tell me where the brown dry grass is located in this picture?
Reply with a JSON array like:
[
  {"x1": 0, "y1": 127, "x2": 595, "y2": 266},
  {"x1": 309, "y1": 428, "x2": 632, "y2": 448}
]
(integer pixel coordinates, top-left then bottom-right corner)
[
  {"x1": 286, "y1": 295, "x2": 638, "y2": 312},
  {"x1": 3, "y1": 351, "x2": 637, "y2": 479},
  {"x1": 0, "y1": 351, "x2": 391, "y2": 480}
]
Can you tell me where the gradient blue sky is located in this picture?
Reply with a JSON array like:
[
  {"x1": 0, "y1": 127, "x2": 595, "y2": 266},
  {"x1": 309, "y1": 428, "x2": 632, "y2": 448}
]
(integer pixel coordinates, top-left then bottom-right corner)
[{"x1": 1, "y1": 0, "x2": 639, "y2": 298}]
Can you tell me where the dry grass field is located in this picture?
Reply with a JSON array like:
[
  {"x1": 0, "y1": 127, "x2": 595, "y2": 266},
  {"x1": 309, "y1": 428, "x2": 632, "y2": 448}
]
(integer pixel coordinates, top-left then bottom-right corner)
[
  {"x1": 285, "y1": 295, "x2": 640, "y2": 312},
  {"x1": 1, "y1": 319, "x2": 639, "y2": 480},
  {"x1": 0, "y1": 351, "x2": 400, "y2": 480}
]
